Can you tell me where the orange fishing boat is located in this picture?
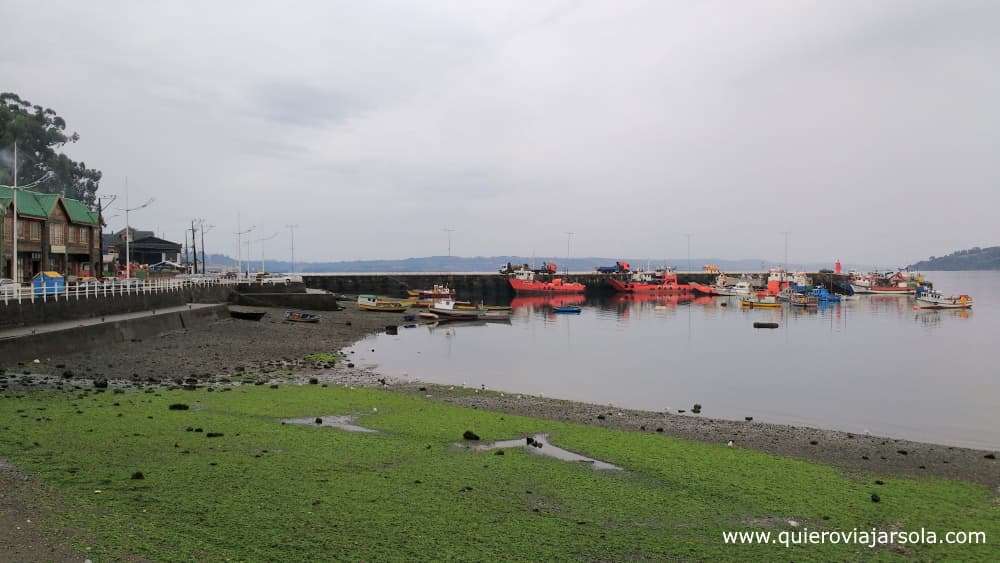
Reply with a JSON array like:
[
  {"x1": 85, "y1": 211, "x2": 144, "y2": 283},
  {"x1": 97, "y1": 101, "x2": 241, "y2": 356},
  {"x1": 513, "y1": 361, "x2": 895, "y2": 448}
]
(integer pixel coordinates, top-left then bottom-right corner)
[
  {"x1": 607, "y1": 269, "x2": 692, "y2": 294},
  {"x1": 506, "y1": 263, "x2": 585, "y2": 294}
]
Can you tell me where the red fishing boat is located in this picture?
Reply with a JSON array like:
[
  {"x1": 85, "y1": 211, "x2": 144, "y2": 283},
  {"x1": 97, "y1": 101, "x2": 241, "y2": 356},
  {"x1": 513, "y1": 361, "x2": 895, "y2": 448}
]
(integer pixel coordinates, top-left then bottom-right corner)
[
  {"x1": 608, "y1": 269, "x2": 692, "y2": 294},
  {"x1": 505, "y1": 263, "x2": 585, "y2": 294}
]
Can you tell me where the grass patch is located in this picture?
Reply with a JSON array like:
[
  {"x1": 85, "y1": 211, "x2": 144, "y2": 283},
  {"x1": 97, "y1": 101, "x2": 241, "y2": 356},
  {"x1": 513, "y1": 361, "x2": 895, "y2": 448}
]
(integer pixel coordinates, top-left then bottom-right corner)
[
  {"x1": 303, "y1": 352, "x2": 338, "y2": 363},
  {"x1": 0, "y1": 386, "x2": 996, "y2": 561}
]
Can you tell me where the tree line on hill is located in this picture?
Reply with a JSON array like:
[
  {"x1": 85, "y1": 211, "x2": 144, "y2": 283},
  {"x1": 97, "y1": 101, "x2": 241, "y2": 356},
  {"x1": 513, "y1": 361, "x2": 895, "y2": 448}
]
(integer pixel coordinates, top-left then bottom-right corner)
[{"x1": 908, "y1": 246, "x2": 1000, "y2": 270}]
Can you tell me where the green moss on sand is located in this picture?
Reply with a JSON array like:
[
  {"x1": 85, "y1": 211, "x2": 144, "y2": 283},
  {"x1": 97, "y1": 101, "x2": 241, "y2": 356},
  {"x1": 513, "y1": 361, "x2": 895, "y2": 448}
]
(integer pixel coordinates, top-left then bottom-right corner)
[{"x1": 0, "y1": 386, "x2": 995, "y2": 561}]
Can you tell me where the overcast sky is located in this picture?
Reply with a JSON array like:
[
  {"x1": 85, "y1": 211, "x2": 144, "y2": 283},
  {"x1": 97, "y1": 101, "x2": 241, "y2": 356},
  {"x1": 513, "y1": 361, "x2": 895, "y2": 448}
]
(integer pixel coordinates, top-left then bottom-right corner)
[{"x1": 2, "y1": 0, "x2": 997, "y2": 265}]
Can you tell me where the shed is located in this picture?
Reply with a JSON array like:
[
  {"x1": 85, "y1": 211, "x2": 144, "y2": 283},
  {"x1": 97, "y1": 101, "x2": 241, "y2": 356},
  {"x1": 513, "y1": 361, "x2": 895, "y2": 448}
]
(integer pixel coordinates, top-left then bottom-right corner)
[{"x1": 32, "y1": 271, "x2": 65, "y2": 295}]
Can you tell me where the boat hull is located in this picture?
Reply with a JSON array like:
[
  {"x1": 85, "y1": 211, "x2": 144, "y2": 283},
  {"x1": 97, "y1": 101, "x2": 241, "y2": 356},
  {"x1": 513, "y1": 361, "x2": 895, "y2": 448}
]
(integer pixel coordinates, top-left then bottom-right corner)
[
  {"x1": 689, "y1": 282, "x2": 720, "y2": 296},
  {"x1": 607, "y1": 277, "x2": 692, "y2": 294},
  {"x1": 915, "y1": 296, "x2": 973, "y2": 309},
  {"x1": 509, "y1": 277, "x2": 585, "y2": 294},
  {"x1": 868, "y1": 286, "x2": 915, "y2": 295}
]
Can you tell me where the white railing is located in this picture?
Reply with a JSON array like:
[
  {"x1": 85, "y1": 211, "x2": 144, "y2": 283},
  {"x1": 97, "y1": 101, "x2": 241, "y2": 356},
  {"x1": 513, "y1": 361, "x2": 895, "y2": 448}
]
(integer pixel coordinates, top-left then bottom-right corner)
[{"x1": 0, "y1": 276, "x2": 293, "y2": 306}]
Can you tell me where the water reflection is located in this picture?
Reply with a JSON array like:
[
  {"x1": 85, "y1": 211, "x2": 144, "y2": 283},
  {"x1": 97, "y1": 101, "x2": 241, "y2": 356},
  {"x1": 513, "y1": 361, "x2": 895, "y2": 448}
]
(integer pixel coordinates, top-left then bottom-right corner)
[{"x1": 350, "y1": 272, "x2": 994, "y2": 448}]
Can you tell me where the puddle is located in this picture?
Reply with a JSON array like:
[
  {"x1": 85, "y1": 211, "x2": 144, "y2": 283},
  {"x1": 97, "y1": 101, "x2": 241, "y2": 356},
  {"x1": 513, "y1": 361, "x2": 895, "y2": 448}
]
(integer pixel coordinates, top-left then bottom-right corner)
[
  {"x1": 282, "y1": 415, "x2": 377, "y2": 433},
  {"x1": 467, "y1": 433, "x2": 621, "y2": 471}
]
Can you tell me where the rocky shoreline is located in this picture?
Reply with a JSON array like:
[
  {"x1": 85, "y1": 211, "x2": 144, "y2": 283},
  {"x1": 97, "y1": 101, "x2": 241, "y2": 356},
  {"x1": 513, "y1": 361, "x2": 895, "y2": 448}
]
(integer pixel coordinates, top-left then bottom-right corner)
[{"x1": 2, "y1": 304, "x2": 997, "y2": 488}]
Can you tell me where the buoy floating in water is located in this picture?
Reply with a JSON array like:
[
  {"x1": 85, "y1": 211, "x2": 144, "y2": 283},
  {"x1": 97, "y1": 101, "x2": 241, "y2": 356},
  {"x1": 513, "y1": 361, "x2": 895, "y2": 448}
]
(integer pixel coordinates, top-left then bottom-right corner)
[{"x1": 753, "y1": 322, "x2": 779, "y2": 329}]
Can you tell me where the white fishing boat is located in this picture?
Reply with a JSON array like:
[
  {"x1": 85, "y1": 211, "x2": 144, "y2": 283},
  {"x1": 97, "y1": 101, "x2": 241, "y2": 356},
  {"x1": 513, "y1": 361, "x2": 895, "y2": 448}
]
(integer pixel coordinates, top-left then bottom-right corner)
[
  {"x1": 730, "y1": 281, "x2": 754, "y2": 296},
  {"x1": 430, "y1": 299, "x2": 512, "y2": 320},
  {"x1": 915, "y1": 290, "x2": 973, "y2": 310}
]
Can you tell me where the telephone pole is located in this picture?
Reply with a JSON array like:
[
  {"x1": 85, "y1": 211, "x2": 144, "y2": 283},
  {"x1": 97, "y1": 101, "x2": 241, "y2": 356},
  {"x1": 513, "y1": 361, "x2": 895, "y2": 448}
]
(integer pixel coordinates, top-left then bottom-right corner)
[
  {"x1": 190, "y1": 220, "x2": 199, "y2": 274},
  {"x1": 198, "y1": 221, "x2": 214, "y2": 274}
]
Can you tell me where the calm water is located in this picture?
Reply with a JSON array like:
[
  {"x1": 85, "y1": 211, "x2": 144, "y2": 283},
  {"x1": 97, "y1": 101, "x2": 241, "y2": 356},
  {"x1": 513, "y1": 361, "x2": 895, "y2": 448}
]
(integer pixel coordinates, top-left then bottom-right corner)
[{"x1": 346, "y1": 272, "x2": 1000, "y2": 449}]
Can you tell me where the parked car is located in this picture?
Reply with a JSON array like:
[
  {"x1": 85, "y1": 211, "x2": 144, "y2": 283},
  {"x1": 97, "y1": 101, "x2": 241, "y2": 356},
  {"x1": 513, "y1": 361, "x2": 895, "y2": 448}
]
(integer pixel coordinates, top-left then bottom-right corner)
[
  {"x1": 0, "y1": 278, "x2": 18, "y2": 296},
  {"x1": 115, "y1": 278, "x2": 145, "y2": 288}
]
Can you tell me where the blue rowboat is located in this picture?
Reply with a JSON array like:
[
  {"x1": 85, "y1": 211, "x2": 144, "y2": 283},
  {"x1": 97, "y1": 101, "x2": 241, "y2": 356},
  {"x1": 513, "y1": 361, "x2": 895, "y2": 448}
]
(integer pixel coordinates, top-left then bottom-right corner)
[{"x1": 551, "y1": 305, "x2": 582, "y2": 314}]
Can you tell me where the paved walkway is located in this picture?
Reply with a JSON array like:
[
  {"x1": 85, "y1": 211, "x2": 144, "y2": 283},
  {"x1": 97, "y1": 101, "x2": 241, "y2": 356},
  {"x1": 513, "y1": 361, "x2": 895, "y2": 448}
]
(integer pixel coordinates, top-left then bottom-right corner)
[{"x1": 0, "y1": 303, "x2": 223, "y2": 341}]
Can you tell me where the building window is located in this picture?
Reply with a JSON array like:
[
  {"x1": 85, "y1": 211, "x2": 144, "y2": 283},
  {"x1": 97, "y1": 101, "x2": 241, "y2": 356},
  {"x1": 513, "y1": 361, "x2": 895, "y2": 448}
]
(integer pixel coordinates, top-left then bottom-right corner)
[
  {"x1": 79, "y1": 226, "x2": 90, "y2": 245},
  {"x1": 3, "y1": 216, "x2": 10, "y2": 240},
  {"x1": 50, "y1": 223, "x2": 66, "y2": 245},
  {"x1": 22, "y1": 220, "x2": 42, "y2": 241}
]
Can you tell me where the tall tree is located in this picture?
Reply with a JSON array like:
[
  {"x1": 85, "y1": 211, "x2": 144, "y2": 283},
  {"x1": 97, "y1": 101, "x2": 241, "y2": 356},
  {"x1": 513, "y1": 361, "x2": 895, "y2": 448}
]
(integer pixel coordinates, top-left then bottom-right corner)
[{"x1": 0, "y1": 92, "x2": 101, "y2": 204}]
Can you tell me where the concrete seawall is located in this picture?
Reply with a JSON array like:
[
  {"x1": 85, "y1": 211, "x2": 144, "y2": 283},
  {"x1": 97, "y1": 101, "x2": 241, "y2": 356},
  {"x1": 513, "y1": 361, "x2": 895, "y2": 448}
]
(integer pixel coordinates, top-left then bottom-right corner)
[
  {"x1": 0, "y1": 285, "x2": 233, "y2": 331},
  {"x1": 303, "y1": 272, "x2": 849, "y2": 300},
  {"x1": 0, "y1": 304, "x2": 228, "y2": 365}
]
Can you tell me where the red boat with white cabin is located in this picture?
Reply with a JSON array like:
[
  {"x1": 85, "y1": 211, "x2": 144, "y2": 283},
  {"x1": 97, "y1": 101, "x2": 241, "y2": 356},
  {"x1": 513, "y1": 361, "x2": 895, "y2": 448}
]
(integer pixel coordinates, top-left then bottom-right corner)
[
  {"x1": 505, "y1": 263, "x2": 585, "y2": 294},
  {"x1": 608, "y1": 269, "x2": 692, "y2": 294}
]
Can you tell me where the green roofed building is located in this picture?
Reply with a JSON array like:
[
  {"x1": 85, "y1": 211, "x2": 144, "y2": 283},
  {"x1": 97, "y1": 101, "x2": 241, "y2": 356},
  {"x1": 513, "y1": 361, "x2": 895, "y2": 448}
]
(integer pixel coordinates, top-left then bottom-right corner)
[{"x1": 1, "y1": 186, "x2": 102, "y2": 284}]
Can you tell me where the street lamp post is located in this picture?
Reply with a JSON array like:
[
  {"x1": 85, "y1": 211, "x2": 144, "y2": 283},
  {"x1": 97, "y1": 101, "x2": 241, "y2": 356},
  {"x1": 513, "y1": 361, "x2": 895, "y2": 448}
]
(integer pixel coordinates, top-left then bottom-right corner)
[
  {"x1": 234, "y1": 211, "x2": 255, "y2": 278},
  {"x1": 443, "y1": 227, "x2": 455, "y2": 257},
  {"x1": 120, "y1": 178, "x2": 155, "y2": 279},
  {"x1": 565, "y1": 231, "x2": 574, "y2": 274},
  {"x1": 11, "y1": 141, "x2": 17, "y2": 285},
  {"x1": 285, "y1": 224, "x2": 299, "y2": 273},
  {"x1": 255, "y1": 232, "x2": 278, "y2": 274}
]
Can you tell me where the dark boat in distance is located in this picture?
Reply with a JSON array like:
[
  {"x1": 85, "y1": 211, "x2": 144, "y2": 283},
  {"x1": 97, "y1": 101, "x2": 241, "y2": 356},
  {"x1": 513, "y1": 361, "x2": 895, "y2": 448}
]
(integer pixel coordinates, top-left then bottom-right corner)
[{"x1": 229, "y1": 307, "x2": 267, "y2": 321}]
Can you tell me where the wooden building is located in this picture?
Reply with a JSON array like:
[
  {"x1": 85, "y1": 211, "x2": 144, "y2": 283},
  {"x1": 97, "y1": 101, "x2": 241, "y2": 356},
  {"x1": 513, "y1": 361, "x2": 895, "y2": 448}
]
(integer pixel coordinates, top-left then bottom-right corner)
[{"x1": 0, "y1": 187, "x2": 101, "y2": 283}]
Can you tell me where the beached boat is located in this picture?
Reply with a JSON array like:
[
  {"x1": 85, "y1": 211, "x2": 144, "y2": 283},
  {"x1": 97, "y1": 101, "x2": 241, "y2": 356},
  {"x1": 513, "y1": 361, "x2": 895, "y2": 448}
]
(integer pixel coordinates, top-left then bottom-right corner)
[
  {"x1": 357, "y1": 295, "x2": 415, "y2": 312},
  {"x1": 284, "y1": 310, "x2": 320, "y2": 323},
  {"x1": 915, "y1": 290, "x2": 973, "y2": 309},
  {"x1": 507, "y1": 266, "x2": 585, "y2": 294},
  {"x1": 406, "y1": 284, "x2": 455, "y2": 299},
  {"x1": 739, "y1": 294, "x2": 781, "y2": 308},
  {"x1": 607, "y1": 269, "x2": 692, "y2": 294}
]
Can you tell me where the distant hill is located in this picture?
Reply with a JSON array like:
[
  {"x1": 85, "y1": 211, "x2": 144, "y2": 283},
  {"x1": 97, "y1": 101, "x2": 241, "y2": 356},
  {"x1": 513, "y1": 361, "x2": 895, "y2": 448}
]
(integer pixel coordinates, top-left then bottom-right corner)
[
  {"x1": 203, "y1": 254, "x2": 845, "y2": 273},
  {"x1": 909, "y1": 247, "x2": 1000, "y2": 271}
]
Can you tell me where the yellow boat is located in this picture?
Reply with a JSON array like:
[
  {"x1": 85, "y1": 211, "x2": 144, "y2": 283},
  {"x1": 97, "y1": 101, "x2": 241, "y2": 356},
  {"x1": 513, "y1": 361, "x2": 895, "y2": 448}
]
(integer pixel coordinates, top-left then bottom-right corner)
[{"x1": 357, "y1": 295, "x2": 416, "y2": 312}]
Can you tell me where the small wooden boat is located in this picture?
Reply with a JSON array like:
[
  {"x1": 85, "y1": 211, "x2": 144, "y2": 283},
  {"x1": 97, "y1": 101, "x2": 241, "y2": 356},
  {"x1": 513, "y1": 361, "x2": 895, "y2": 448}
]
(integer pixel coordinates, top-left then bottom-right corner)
[
  {"x1": 739, "y1": 295, "x2": 781, "y2": 308},
  {"x1": 430, "y1": 299, "x2": 512, "y2": 320},
  {"x1": 357, "y1": 295, "x2": 415, "y2": 312},
  {"x1": 284, "y1": 310, "x2": 320, "y2": 323},
  {"x1": 406, "y1": 284, "x2": 455, "y2": 299},
  {"x1": 229, "y1": 307, "x2": 267, "y2": 321},
  {"x1": 789, "y1": 293, "x2": 818, "y2": 307},
  {"x1": 915, "y1": 290, "x2": 973, "y2": 309},
  {"x1": 429, "y1": 299, "x2": 481, "y2": 319},
  {"x1": 418, "y1": 311, "x2": 440, "y2": 320},
  {"x1": 551, "y1": 305, "x2": 582, "y2": 314}
]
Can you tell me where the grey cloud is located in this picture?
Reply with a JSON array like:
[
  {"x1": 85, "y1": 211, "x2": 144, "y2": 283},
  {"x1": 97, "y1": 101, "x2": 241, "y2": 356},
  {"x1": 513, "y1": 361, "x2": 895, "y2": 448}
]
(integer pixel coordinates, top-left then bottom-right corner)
[{"x1": 252, "y1": 82, "x2": 365, "y2": 127}]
